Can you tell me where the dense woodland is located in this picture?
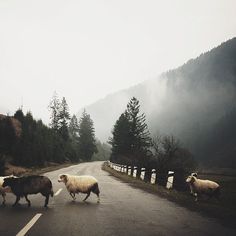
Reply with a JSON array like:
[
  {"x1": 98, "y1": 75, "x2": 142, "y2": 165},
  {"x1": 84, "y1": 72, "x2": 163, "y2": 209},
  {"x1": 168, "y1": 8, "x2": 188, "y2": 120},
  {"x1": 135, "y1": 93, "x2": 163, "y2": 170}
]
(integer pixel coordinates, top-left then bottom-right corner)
[{"x1": 0, "y1": 93, "x2": 109, "y2": 174}]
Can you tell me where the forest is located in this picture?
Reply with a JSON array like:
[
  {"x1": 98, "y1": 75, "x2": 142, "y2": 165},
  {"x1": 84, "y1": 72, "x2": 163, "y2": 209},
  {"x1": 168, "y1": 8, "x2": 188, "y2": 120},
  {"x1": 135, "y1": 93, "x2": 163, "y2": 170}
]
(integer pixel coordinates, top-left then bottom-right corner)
[{"x1": 0, "y1": 93, "x2": 109, "y2": 175}]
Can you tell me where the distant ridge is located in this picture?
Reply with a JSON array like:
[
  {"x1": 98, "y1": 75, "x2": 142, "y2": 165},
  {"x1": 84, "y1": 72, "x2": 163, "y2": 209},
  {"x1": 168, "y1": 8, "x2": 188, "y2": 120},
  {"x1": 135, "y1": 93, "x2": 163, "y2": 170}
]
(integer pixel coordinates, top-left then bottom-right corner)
[{"x1": 79, "y1": 37, "x2": 236, "y2": 167}]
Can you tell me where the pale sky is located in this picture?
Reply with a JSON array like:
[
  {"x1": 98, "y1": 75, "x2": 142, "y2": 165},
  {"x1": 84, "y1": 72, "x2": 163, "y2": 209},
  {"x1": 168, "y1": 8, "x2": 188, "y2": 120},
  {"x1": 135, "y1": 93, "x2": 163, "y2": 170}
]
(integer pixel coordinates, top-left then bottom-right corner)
[{"x1": 1, "y1": 0, "x2": 236, "y2": 124}]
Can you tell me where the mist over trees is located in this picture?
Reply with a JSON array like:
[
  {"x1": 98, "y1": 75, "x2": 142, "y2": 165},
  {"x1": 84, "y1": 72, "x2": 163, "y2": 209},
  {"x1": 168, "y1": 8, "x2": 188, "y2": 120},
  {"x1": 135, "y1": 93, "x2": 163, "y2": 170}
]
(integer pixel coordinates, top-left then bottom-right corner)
[{"x1": 81, "y1": 38, "x2": 236, "y2": 168}]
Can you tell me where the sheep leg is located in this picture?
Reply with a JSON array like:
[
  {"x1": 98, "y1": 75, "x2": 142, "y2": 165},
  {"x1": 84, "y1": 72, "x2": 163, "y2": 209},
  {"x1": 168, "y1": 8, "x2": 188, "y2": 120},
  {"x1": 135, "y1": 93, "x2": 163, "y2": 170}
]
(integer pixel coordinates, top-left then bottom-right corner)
[
  {"x1": 24, "y1": 195, "x2": 31, "y2": 207},
  {"x1": 44, "y1": 194, "x2": 49, "y2": 208},
  {"x1": 1, "y1": 193, "x2": 6, "y2": 206},
  {"x1": 96, "y1": 193, "x2": 100, "y2": 203},
  {"x1": 13, "y1": 195, "x2": 21, "y2": 207},
  {"x1": 92, "y1": 186, "x2": 100, "y2": 203},
  {"x1": 70, "y1": 192, "x2": 76, "y2": 201},
  {"x1": 83, "y1": 192, "x2": 91, "y2": 202}
]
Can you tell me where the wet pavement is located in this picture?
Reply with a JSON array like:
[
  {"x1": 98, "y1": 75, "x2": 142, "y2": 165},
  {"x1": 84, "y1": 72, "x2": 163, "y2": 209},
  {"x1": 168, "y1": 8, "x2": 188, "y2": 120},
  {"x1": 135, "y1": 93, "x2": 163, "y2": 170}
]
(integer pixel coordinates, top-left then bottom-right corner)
[{"x1": 0, "y1": 161, "x2": 235, "y2": 236}]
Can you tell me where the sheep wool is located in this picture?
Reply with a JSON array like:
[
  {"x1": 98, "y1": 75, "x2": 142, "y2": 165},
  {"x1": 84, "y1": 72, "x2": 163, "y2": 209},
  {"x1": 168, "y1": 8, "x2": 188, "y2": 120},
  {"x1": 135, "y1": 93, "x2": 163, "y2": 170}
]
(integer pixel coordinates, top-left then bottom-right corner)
[
  {"x1": 58, "y1": 174, "x2": 100, "y2": 202},
  {"x1": 186, "y1": 175, "x2": 220, "y2": 201},
  {"x1": 0, "y1": 175, "x2": 15, "y2": 205}
]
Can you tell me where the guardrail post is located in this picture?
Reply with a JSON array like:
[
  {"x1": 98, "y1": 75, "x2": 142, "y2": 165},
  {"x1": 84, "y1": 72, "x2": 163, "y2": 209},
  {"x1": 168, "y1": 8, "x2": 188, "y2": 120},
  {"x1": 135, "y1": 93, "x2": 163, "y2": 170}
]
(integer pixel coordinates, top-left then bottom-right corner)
[
  {"x1": 166, "y1": 171, "x2": 174, "y2": 189},
  {"x1": 133, "y1": 166, "x2": 137, "y2": 178},
  {"x1": 128, "y1": 166, "x2": 131, "y2": 175},
  {"x1": 151, "y1": 169, "x2": 156, "y2": 184},
  {"x1": 140, "y1": 168, "x2": 145, "y2": 180}
]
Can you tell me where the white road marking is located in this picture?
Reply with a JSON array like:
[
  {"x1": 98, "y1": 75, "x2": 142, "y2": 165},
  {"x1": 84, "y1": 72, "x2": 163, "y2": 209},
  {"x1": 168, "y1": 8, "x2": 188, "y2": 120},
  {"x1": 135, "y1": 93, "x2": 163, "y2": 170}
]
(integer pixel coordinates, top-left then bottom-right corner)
[
  {"x1": 54, "y1": 188, "x2": 63, "y2": 196},
  {"x1": 16, "y1": 213, "x2": 42, "y2": 236}
]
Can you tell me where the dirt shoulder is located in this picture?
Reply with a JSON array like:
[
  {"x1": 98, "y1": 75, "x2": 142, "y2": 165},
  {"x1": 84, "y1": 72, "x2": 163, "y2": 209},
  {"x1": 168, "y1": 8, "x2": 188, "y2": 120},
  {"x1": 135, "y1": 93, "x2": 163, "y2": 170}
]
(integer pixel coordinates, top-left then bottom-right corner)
[{"x1": 102, "y1": 162, "x2": 236, "y2": 229}]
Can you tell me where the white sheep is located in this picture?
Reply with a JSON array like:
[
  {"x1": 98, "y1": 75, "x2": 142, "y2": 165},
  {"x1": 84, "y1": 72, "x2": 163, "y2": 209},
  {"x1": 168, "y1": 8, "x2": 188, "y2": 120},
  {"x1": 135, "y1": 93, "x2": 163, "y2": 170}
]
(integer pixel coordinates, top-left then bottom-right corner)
[
  {"x1": 186, "y1": 175, "x2": 220, "y2": 201},
  {"x1": 189, "y1": 172, "x2": 198, "y2": 195},
  {"x1": 0, "y1": 175, "x2": 15, "y2": 205},
  {"x1": 58, "y1": 174, "x2": 100, "y2": 203}
]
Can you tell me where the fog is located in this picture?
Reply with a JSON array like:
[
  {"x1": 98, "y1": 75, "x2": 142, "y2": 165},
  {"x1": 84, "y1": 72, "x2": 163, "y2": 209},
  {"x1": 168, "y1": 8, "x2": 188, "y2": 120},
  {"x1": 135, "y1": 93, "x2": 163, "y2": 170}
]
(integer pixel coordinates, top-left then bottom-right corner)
[
  {"x1": 82, "y1": 38, "x2": 236, "y2": 166},
  {"x1": 1, "y1": 0, "x2": 236, "y2": 125}
]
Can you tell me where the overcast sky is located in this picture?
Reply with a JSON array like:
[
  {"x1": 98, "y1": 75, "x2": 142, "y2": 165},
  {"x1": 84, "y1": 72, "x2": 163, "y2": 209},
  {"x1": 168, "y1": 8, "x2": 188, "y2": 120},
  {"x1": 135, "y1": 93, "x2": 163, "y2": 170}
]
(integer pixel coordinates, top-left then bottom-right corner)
[{"x1": 1, "y1": 0, "x2": 236, "y2": 124}]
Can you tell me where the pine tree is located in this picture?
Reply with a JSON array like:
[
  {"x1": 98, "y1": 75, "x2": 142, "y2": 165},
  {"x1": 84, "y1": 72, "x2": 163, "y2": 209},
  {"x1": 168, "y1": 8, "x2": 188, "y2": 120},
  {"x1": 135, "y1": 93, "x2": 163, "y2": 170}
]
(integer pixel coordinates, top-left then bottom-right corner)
[
  {"x1": 126, "y1": 97, "x2": 151, "y2": 155},
  {"x1": 69, "y1": 114, "x2": 79, "y2": 140},
  {"x1": 109, "y1": 97, "x2": 151, "y2": 166},
  {"x1": 78, "y1": 110, "x2": 97, "y2": 161},
  {"x1": 109, "y1": 112, "x2": 131, "y2": 163},
  {"x1": 58, "y1": 97, "x2": 70, "y2": 141},
  {"x1": 48, "y1": 91, "x2": 60, "y2": 131}
]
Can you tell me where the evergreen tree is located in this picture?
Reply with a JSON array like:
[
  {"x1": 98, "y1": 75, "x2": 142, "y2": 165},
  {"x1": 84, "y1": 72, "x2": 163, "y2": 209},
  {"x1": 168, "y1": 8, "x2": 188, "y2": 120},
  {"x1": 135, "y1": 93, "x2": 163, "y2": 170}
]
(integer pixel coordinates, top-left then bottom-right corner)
[
  {"x1": 68, "y1": 114, "x2": 80, "y2": 162},
  {"x1": 126, "y1": 97, "x2": 152, "y2": 155},
  {"x1": 58, "y1": 97, "x2": 70, "y2": 141},
  {"x1": 78, "y1": 110, "x2": 97, "y2": 161},
  {"x1": 48, "y1": 91, "x2": 60, "y2": 131},
  {"x1": 108, "y1": 112, "x2": 131, "y2": 163},
  {"x1": 69, "y1": 114, "x2": 79, "y2": 140},
  {"x1": 0, "y1": 116, "x2": 16, "y2": 156},
  {"x1": 109, "y1": 97, "x2": 152, "y2": 166}
]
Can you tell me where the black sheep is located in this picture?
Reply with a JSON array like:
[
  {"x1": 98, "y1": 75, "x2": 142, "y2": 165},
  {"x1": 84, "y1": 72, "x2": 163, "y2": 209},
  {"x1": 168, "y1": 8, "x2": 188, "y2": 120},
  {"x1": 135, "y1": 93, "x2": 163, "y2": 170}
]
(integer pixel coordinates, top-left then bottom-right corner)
[{"x1": 3, "y1": 175, "x2": 54, "y2": 207}]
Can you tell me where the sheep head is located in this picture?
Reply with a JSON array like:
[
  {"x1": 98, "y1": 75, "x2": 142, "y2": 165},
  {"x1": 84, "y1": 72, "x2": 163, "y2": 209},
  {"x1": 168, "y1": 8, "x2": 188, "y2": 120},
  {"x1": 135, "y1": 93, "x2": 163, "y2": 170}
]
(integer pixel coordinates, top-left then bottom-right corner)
[
  {"x1": 58, "y1": 174, "x2": 68, "y2": 183},
  {"x1": 186, "y1": 175, "x2": 196, "y2": 184},
  {"x1": 2, "y1": 177, "x2": 15, "y2": 188}
]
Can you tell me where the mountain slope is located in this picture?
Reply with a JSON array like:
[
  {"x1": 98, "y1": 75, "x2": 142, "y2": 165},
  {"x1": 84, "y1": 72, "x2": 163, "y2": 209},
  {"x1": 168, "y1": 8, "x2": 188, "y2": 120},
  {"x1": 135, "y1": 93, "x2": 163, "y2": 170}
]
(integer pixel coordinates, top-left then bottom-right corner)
[{"x1": 80, "y1": 38, "x2": 236, "y2": 167}]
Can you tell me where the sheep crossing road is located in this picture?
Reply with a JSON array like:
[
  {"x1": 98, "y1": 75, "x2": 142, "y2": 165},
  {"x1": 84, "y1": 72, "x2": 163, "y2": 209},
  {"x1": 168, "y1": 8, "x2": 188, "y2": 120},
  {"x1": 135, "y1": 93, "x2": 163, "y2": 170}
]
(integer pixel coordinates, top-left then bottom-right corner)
[{"x1": 0, "y1": 162, "x2": 235, "y2": 236}]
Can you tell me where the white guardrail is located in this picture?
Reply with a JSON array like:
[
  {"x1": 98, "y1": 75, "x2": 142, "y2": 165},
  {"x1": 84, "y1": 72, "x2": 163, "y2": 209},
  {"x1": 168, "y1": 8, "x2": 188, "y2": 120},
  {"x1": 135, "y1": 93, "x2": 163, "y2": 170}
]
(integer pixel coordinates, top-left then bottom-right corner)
[{"x1": 107, "y1": 161, "x2": 174, "y2": 189}]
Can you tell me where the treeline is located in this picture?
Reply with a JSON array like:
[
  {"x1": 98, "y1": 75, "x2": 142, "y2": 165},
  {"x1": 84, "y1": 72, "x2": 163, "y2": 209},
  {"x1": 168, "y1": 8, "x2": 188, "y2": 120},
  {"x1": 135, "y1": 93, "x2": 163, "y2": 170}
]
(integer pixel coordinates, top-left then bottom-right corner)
[
  {"x1": 109, "y1": 97, "x2": 196, "y2": 189},
  {"x1": 0, "y1": 92, "x2": 109, "y2": 169}
]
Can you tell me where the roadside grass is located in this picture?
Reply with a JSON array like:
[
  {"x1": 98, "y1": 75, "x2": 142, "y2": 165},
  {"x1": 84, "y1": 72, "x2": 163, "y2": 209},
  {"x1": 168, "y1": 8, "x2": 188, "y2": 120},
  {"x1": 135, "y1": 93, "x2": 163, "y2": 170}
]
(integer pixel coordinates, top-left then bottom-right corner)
[
  {"x1": 102, "y1": 162, "x2": 236, "y2": 229},
  {"x1": 4, "y1": 162, "x2": 75, "y2": 176}
]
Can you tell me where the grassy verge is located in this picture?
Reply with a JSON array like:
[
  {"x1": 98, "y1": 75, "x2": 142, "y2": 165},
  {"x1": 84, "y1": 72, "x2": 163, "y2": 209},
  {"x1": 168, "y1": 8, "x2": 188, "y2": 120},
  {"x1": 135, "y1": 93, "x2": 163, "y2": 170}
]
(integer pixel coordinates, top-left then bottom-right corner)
[
  {"x1": 4, "y1": 162, "x2": 76, "y2": 176},
  {"x1": 102, "y1": 162, "x2": 236, "y2": 229}
]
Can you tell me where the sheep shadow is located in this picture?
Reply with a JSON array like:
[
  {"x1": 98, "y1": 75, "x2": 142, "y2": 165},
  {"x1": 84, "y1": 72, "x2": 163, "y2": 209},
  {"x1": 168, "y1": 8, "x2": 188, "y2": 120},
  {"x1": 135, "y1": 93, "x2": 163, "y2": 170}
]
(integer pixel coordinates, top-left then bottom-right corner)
[
  {"x1": 0, "y1": 202, "x2": 53, "y2": 213},
  {"x1": 66, "y1": 200, "x2": 100, "y2": 209}
]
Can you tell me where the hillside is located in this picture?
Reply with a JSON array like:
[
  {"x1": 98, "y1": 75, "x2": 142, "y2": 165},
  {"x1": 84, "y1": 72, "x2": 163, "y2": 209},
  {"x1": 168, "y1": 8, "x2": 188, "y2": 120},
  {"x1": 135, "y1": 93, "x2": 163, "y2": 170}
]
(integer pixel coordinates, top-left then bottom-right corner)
[{"x1": 80, "y1": 38, "x2": 236, "y2": 167}]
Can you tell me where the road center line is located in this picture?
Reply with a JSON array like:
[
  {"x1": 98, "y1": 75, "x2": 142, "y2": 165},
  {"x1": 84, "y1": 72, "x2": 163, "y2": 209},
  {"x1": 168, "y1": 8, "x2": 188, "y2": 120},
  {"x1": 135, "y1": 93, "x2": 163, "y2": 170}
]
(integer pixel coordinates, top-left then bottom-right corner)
[
  {"x1": 16, "y1": 213, "x2": 42, "y2": 236},
  {"x1": 54, "y1": 188, "x2": 63, "y2": 196}
]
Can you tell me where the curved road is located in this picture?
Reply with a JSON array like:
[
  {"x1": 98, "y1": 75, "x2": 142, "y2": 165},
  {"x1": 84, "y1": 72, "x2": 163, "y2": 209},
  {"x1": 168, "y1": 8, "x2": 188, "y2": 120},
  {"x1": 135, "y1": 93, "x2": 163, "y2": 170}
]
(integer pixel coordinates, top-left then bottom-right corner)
[{"x1": 0, "y1": 161, "x2": 235, "y2": 236}]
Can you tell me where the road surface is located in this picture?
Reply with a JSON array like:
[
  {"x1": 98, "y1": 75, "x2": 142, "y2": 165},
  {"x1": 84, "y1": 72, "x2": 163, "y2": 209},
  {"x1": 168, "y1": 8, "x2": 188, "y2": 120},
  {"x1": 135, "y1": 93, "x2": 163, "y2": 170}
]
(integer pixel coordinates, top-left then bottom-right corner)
[{"x1": 0, "y1": 161, "x2": 235, "y2": 236}]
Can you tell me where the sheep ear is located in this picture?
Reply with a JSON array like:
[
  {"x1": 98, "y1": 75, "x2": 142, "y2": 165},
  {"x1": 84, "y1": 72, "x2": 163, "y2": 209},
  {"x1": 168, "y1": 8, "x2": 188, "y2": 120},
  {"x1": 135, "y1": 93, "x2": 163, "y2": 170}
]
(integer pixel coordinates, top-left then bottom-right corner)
[
  {"x1": 64, "y1": 175, "x2": 68, "y2": 181},
  {"x1": 61, "y1": 174, "x2": 67, "y2": 181}
]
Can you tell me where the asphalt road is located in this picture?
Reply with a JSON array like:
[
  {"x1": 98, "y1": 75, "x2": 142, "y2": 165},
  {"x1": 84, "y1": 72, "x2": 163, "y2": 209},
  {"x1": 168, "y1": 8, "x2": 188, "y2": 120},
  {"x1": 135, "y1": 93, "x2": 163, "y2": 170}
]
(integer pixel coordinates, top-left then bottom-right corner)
[{"x1": 0, "y1": 161, "x2": 235, "y2": 236}]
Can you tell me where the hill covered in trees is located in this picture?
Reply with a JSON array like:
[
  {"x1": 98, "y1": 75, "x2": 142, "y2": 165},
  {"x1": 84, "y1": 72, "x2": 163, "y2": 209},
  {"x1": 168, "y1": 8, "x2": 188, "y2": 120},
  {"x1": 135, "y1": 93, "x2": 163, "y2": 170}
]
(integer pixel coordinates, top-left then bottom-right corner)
[
  {"x1": 0, "y1": 93, "x2": 110, "y2": 173},
  {"x1": 81, "y1": 38, "x2": 236, "y2": 168}
]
